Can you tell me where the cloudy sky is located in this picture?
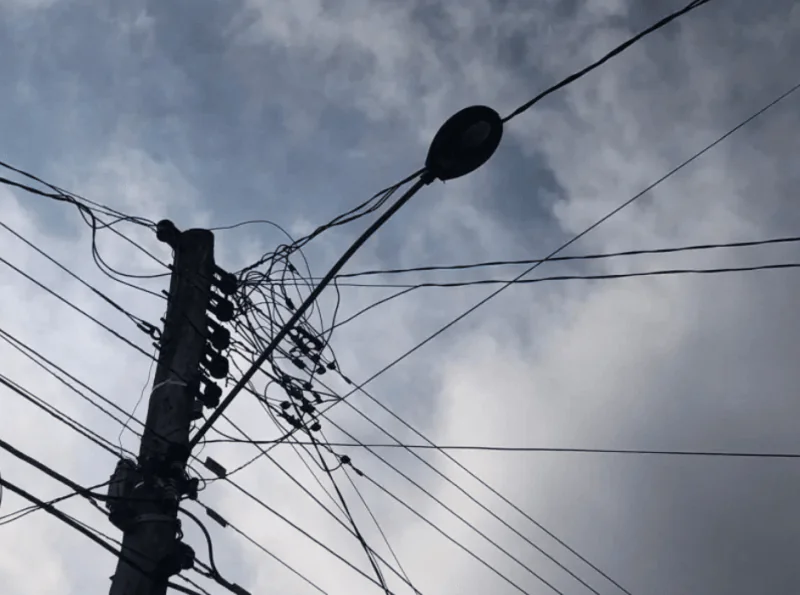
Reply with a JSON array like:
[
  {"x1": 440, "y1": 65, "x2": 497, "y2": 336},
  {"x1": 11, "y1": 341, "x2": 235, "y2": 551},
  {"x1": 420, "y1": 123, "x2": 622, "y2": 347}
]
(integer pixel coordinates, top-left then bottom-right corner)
[{"x1": 1, "y1": 0, "x2": 800, "y2": 593}]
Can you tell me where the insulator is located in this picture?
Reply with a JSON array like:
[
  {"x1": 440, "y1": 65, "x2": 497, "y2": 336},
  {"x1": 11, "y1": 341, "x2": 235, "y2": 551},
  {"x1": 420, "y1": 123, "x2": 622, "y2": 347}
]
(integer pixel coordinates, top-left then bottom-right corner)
[
  {"x1": 213, "y1": 266, "x2": 237, "y2": 296},
  {"x1": 196, "y1": 378, "x2": 222, "y2": 408},
  {"x1": 316, "y1": 366, "x2": 326, "y2": 375},
  {"x1": 297, "y1": 327, "x2": 323, "y2": 351},
  {"x1": 286, "y1": 385, "x2": 303, "y2": 401},
  {"x1": 289, "y1": 357, "x2": 306, "y2": 371},
  {"x1": 202, "y1": 348, "x2": 229, "y2": 379},
  {"x1": 340, "y1": 455, "x2": 351, "y2": 465},
  {"x1": 326, "y1": 361, "x2": 337, "y2": 371},
  {"x1": 310, "y1": 422, "x2": 321, "y2": 432},
  {"x1": 302, "y1": 381, "x2": 313, "y2": 391},
  {"x1": 280, "y1": 413, "x2": 302, "y2": 429},
  {"x1": 280, "y1": 401, "x2": 291, "y2": 410},
  {"x1": 300, "y1": 402, "x2": 315, "y2": 415},
  {"x1": 209, "y1": 294, "x2": 234, "y2": 322},
  {"x1": 206, "y1": 317, "x2": 230, "y2": 351},
  {"x1": 311, "y1": 391, "x2": 322, "y2": 404}
]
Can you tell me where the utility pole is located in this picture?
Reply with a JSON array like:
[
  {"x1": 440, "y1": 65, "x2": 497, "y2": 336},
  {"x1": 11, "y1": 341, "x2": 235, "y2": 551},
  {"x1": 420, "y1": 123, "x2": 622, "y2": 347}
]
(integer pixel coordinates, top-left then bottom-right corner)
[{"x1": 108, "y1": 221, "x2": 234, "y2": 595}]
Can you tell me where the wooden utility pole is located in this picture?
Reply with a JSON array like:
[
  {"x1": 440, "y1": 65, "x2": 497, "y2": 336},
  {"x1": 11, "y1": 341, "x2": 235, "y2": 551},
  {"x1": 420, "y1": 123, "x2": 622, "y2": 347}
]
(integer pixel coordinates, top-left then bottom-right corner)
[{"x1": 108, "y1": 221, "x2": 230, "y2": 595}]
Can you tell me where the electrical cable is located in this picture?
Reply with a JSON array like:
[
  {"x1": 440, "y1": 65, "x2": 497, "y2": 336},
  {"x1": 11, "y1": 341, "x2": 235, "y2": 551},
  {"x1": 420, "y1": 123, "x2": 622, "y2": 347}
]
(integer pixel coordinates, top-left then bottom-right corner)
[
  {"x1": 0, "y1": 442, "x2": 218, "y2": 593},
  {"x1": 0, "y1": 325, "x2": 142, "y2": 437},
  {"x1": 179, "y1": 507, "x2": 220, "y2": 577},
  {"x1": 231, "y1": 350, "x2": 634, "y2": 594},
  {"x1": 191, "y1": 174, "x2": 429, "y2": 448},
  {"x1": 273, "y1": 82, "x2": 800, "y2": 595},
  {"x1": 325, "y1": 76, "x2": 800, "y2": 437},
  {"x1": 312, "y1": 412, "x2": 603, "y2": 594},
  {"x1": 0, "y1": 436, "x2": 109, "y2": 512},
  {"x1": 0, "y1": 325, "x2": 206, "y2": 482},
  {"x1": 175, "y1": 575, "x2": 213, "y2": 595},
  {"x1": 0, "y1": 476, "x2": 204, "y2": 594},
  {"x1": 211, "y1": 477, "x2": 402, "y2": 593},
  {"x1": 205, "y1": 440, "x2": 800, "y2": 458},
  {"x1": 0, "y1": 255, "x2": 153, "y2": 359},
  {"x1": 334, "y1": 236, "x2": 800, "y2": 279},
  {"x1": 324, "y1": 262, "x2": 800, "y2": 289},
  {"x1": 355, "y1": 465, "x2": 541, "y2": 595},
  {"x1": 197, "y1": 503, "x2": 330, "y2": 595},
  {"x1": 0, "y1": 159, "x2": 155, "y2": 227},
  {"x1": 0, "y1": 217, "x2": 159, "y2": 324},
  {"x1": 0, "y1": 371, "x2": 126, "y2": 458},
  {"x1": 302, "y1": 428, "x2": 391, "y2": 594},
  {"x1": 119, "y1": 345, "x2": 157, "y2": 453},
  {"x1": 338, "y1": 455, "x2": 417, "y2": 593},
  {"x1": 0, "y1": 161, "x2": 170, "y2": 296},
  {"x1": 219, "y1": 389, "x2": 547, "y2": 595},
  {"x1": 502, "y1": 0, "x2": 714, "y2": 123},
  {"x1": 0, "y1": 480, "x2": 111, "y2": 527},
  {"x1": 208, "y1": 413, "x2": 415, "y2": 591}
]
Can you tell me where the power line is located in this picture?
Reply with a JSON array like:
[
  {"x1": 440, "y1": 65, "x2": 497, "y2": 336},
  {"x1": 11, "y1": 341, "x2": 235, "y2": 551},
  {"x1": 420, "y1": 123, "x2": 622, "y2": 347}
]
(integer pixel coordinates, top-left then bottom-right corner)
[
  {"x1": 0, "y1": 371, "x2": 124, "y2": 458},
  {"x1": 0, "y1": 159, "x2": 155, "y2": 227},
  {"x1": 321, "y1": 261, "x2": 800, "y2": 333},
  {"x1": 322, "y1": 262, "x2": 800, "y2": 289},
  {"x1": 354, "y1": 466, "x2": 544, "y2": 595},
  {"x1": 198, "y1": 504, "x2": 330, "y2": 595},
  {"x1": 215, "y1": 342, "x2": 622, "y2": 592},
  {"x1": 191, "y1": 174, "x2": 430, "y2": 447},
  {"x1": 209, "y1": 415, "x2": 424, "y2": 593},
  {"x1": 206, "y1": 439, "x2": 800, "y2": 458},
  {"x1": 0, "y1": 254, "x2": 153, "y2": 359},
  {"x1": 0, "y1": 160, "x2": 170, "y2": 293},
  {"x1": 0, "y1": 325, "x2": 144, "y2": 438},
  {"x1": 308, "y1": 407, "x2": 606, "y2": 594},
  {"x1": 334, "y1": 236, "x2": 800, "y2": 279},
  {"x1": 280, "y1": 77, "x2": 800, "y2": 595},
  {"x1": 502, "y1": 0, "x2": 714, "y2": 123},
  {"x1": 340, "y1": 464, "x2": 417, "y2": 594},
  {"x1": 223, "y1": 367, "x2": 585, "y2": 594},
  {"x1": 0, "y1": 217, "x2": 159, "y2": 323},
  {"x1": 329, "y1": 76, "x2": 800, "y2": 424},
  {"x1": 212, "y1": 476, "x2": 405, "y2": 593},
  {"x1": 304, "y1": 432, "x2": 391, "y2": 594},
  {"x1": 0, "y1": 480, "x2": 111, "y2": 527},
  {"x1": 0, "y1": 476, "x2": 203, "y2": 595}
]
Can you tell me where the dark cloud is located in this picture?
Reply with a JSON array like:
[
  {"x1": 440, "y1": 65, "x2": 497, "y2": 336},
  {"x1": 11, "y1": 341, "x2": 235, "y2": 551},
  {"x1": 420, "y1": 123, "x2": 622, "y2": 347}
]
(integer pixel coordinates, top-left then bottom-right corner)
[{"x1": 2, "y1": 0, "x2": 800, "y2": 593}]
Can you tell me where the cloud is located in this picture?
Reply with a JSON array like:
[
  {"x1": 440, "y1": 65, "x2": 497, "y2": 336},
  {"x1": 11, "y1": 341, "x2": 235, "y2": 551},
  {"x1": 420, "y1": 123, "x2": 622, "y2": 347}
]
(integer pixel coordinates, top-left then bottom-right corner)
[{"x1": 2, "y1": 1, "x2": 800, "y2": 594}]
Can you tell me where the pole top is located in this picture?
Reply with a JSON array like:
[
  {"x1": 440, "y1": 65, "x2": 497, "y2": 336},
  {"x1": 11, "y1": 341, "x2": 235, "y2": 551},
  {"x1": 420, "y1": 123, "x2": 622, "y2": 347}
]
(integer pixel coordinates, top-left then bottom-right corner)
[
  {"x1": 156, "y1": 219, "x2": 180, "y2": 248},
  {"x1": 425, "y1": 105, "x2": 503, "y2": 183}
]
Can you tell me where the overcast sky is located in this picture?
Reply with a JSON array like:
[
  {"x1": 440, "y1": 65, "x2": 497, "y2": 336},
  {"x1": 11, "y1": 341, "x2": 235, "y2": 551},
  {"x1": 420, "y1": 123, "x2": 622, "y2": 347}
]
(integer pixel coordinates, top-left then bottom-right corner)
[{"x1": 1, "y1": 0, "x2": 800, "y2": 594}]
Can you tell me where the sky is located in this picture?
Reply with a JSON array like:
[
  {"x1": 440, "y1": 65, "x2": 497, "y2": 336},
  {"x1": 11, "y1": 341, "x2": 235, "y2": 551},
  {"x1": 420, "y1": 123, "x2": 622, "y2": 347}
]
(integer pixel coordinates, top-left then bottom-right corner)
[{"x1": 0, "y1": 0, "x2": 799, "y2": 593}]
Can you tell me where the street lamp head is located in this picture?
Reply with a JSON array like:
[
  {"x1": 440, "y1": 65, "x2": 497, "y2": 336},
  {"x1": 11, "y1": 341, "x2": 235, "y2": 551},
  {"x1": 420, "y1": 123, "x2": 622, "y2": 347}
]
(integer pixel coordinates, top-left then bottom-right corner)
[{"x1": 425, "y1": 105, "x2": 503, "y2": 183}]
